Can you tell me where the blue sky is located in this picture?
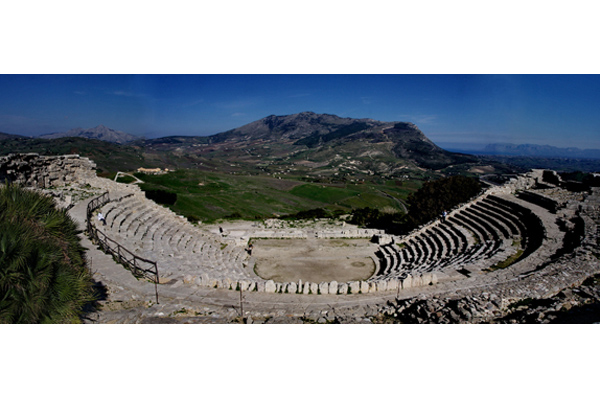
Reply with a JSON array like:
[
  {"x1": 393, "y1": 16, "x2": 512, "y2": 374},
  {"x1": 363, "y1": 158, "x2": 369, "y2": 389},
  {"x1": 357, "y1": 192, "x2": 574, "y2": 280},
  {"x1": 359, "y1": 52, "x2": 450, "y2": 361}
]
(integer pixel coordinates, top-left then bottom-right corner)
[{"x1": 1, "y1": 74, "x2": 599, "y2": 149}]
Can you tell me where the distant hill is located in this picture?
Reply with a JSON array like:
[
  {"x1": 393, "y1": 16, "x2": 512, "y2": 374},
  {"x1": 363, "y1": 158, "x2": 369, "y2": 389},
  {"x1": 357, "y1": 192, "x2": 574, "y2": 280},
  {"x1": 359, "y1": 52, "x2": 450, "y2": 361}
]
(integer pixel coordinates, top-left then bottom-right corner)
[
  {"x1": 40, "y1": 125, "x2": 140, "y2": 144},
  {"x1": 477, "y1": 143, "x2": 600, "y2": 159},
  {"x1": 144, "y1": 111, "x2": 478, "y2": 171},
  {"x1": 0, "y1": 131, "x2": 26, "y2": 140},
  {"x1": 0, "y1": 136, "x2": 151, "y2": 174}
]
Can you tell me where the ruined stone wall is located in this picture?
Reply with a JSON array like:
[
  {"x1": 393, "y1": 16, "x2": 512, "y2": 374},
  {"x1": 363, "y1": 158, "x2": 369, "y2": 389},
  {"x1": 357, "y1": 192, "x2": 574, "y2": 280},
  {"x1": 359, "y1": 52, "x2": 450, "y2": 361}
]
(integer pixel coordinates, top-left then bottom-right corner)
[{"x1": 0, "y1": 153, "x2": 96, "y2": 188}]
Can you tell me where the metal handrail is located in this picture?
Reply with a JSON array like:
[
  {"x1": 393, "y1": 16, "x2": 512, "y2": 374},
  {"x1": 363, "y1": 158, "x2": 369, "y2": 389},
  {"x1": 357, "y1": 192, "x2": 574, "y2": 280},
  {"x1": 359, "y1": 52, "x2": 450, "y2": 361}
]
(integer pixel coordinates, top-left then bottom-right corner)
[{"x1": 86, "y1": 192, "x2": 159, "y2": 303}]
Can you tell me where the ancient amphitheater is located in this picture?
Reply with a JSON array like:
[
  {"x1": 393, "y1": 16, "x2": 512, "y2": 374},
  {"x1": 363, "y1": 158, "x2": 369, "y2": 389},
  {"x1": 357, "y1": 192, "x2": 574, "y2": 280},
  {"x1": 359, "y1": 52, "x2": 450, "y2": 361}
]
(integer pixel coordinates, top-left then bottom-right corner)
[{"x1": 2, "y1": 153, "x2": 600, "y2": 323}]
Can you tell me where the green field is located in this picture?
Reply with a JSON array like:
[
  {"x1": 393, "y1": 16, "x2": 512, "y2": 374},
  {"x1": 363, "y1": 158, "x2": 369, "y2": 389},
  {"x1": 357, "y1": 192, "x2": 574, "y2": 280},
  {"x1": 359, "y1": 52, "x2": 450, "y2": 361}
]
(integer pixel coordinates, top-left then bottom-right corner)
[{"x1": 134, "y1": 169, "x2": 420, "y2": 223}]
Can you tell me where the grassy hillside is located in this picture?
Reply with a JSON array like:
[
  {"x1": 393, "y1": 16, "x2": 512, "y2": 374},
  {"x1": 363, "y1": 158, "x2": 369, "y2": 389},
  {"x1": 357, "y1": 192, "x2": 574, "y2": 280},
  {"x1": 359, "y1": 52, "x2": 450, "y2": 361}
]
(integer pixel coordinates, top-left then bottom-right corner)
[{"x1": 134, "y1": 169, "x2": 421, "y2": 223}]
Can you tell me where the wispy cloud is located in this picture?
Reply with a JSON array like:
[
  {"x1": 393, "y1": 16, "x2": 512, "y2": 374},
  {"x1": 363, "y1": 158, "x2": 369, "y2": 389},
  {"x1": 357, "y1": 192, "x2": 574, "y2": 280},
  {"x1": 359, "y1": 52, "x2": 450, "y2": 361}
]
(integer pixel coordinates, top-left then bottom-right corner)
[
  {"x1": 288, "y1": 93, "x2": 311, "y2": 98},
  {"x1": 111, "y1": 90, "x2": 136, "y2": 97},
  {"x1": 231, "y1": 112, "x2": 246, "y2": 117},
  {"x1": 361, "y1": 96, "x2": 374, "y2": 105},
  {"x1": 398, "y1": 114, "x2": 438, "y2": 125},
  {"x1": 215, "y1": 98, "x2": 260, "y2": 110},
  {"x1": 182, "y1": 98, "x2": 205, "y2": 107}
]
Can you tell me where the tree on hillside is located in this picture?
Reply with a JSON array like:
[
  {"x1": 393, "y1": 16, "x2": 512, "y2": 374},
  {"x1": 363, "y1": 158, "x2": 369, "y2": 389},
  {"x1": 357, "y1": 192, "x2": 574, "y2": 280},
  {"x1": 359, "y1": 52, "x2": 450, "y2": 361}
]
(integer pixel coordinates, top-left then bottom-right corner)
[
  {"x1": 404, "y1": 175, "x2": 482, "y2": 229},
  {"x1": 350, "y1": 176, "x2": 481, "y2": 234}
]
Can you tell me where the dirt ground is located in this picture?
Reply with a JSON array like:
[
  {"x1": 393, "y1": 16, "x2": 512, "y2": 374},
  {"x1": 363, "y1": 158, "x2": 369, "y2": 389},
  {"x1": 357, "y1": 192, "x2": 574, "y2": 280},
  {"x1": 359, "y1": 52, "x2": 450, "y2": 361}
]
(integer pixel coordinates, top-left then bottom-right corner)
[{"x1": 252, "y1": 238, "x2": 377, "y2": 282}]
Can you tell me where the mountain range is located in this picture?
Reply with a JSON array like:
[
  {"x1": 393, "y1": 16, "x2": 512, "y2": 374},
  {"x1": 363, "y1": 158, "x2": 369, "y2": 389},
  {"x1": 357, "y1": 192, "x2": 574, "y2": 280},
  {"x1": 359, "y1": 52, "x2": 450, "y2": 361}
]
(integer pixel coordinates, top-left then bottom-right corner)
[
  {"x1": 143, "y1": 111, "x2": 477, "y2": 171},
  {"x1": 2, "y1": 112, "x2": 483, "y2": 175},
  {"x1": 40, "y1": 125, "x2": 140, "y2": 144},
  {"x1": 479, "y1": 143, "x2": 600, "y2": 159}
]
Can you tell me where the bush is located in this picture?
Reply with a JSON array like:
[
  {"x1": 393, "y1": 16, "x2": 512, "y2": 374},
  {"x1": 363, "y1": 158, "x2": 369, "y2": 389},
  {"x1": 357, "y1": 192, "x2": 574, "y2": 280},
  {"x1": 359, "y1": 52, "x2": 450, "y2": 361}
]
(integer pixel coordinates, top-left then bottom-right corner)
[
  {"x1": 140, "y1": 184, "x2": 177, "y2": 205},
  {"x1": 0, "y1": 185, "x2": 95, "y2": 323},
  {"x1": 280, "y1": 208, "x2": 331, "y2": 220}
]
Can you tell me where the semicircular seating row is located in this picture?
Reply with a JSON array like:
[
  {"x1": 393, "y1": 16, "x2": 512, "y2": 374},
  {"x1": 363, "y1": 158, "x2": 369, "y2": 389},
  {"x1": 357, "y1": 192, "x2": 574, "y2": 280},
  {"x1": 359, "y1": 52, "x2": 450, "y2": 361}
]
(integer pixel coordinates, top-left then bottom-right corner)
[
  {"x1": 369, "y1": 195, "x2": 546, "y2": 281},
  {"x1": 96, "y1": 193, "x2": 257, "y2": 282}
]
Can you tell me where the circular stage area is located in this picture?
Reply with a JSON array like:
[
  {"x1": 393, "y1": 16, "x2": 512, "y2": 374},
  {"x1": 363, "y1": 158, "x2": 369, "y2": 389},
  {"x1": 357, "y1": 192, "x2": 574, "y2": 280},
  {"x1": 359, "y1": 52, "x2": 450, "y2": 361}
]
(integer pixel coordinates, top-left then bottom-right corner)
[{"x1": 252, "y1": 238, "x2": 377, "y2": 283}]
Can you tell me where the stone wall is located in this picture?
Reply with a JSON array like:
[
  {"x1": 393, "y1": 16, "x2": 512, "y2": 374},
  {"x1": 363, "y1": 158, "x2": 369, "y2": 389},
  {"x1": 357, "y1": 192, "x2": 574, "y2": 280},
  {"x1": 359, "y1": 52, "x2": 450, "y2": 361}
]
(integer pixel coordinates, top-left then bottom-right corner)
[{"x1": 0, "y1": 153, "x2": 96, "y2": 188}]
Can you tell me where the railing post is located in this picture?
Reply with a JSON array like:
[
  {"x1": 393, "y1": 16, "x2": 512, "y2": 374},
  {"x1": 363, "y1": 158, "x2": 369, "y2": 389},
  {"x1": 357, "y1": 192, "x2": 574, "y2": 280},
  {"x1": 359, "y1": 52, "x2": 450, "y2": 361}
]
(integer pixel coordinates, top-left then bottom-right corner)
[{"x1": 154, "y1": 263, "x2": 159, "y2": 304}]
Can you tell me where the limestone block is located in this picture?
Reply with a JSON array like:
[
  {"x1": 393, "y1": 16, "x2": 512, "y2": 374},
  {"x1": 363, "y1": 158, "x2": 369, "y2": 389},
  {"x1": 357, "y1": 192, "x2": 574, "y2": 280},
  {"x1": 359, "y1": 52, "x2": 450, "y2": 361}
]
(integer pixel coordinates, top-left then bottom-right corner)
[
  {"x1": 431, "y1": 273, "x2": 438, "y2": 285},
  {"x1": 257, "y1": 281, "x2": 266, "y2": 292},
  {"x1": 183, "y1": 275, "x2": 194, "y2": 284},
  {"x1": 287, "y1": 282, "x2": 298, "y2": 294},
  {"x1": 239, "y1": 280, "x2": 250, "y2": 291},
  {"x1": 265, "y1": 280, "x2": 277, "y2": 293},
  {"x1": 387, "y1": 279, "x2": 399, "y2": 291},
  {"x1": 376, "y1": 281, "x2": 388, "y2": 292},
  {"x1": 309, "y1": 282, "x2": 318, "y2": 295},
  {"x1": 329, "y1": 281, "x2": 338, "y2": 294},
  {"x1": 201, "y1": 273, "x2": 210, "y2": 287},
  {"x1": 349, "y1": 281, "x2": 360, "y2": 294},
  {"x1": 338, "y1": 283, "x2": 348, "y2": 295},
  {"x1": 359, "y1": 281, "x2": 370, "y2": 294},
  {"x1": 318, "y1": 282, "x2": 329, "y2": 295},
  {"x1": 402, "y1": 275, "x2": 412, "y2": 289},
  {"x1": 247, "y1": 282, "x2": 257, "y2": 292},
  {"x1": 412, "y1": 275, "x2": 422, "y2": 287},
  {"x1": 369, "y1": 282, "x2": 377, "y2": 292},
  {"x1": 301, "y1": 282, "x2": 309, "y2": 294},
  {"x1": 275, "y1": 282, "x2": 282, "y2": 293},
  {"x1": 217, "y1": 279, "x2": 231, "y2": 289}
]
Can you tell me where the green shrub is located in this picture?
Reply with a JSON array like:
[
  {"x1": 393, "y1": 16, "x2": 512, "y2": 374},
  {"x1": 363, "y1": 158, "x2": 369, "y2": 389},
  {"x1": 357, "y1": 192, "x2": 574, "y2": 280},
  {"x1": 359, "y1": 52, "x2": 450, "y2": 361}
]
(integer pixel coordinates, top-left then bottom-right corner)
[
  {"x1": 0, "y1": 185, "x2": 95, "y2": 323},
  {"x1": 140, "y1": 184, "x2": 177, "y2": 205}
]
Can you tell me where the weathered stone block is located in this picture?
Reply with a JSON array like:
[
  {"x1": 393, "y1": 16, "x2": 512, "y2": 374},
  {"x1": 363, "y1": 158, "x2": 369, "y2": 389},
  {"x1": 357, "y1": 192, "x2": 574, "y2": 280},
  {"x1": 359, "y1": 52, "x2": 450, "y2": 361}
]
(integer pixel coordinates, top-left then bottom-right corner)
[
  {"x1": 318, "y1": 282, "x2": 328, "y2": 295},
  {"x1": 287, "y1": 282, "x2": 297, "y2": 294},
  {"x1": 402, "y1": 275, "x2": 412, "y2": 289},
  {"x1": 412, "y1": 275, "x2": 423, "y2": 287},
  {"x1": 301, "y1": 282, "x2": 310, "y2": 294},
  {"x1": 359, "y1": 281, "x2": 370, "y2": 294},
  {"x1": 338, "y1": 283, "x2": 348, "y2": 295},
  {"x1": 309, "y1": 282, "x2": 318, "y2": 295},
  {"x1": 349, "y1": 281, "x2": 360, "y2": 294},
  {"x1": 387, "y1": 279, "x2": 399, "y2": 291},
  {"x1": 329, "y1": 281, "x2": 338, "y2": 294},
  {"x1": 376, "y1": 281, "x2": 388, "y2": 292},
  {"x1": 265, "y1": 280, "x2": 277, "y2": 293}
]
